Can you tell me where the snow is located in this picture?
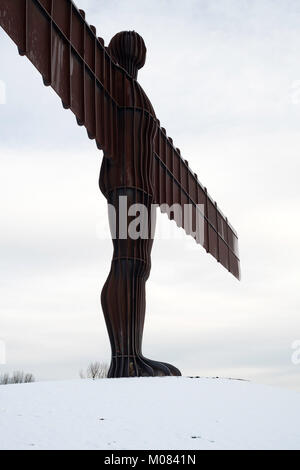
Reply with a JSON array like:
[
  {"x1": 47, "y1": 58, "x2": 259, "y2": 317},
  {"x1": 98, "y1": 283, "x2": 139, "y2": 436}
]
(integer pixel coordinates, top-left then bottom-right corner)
[{"x1": 0, "y1": 377, "x2": 299, "y2": 450}]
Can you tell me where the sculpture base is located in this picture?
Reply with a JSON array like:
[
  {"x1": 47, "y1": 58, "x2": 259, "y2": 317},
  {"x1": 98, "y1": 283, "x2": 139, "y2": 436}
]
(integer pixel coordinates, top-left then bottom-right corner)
[{"x1": 108, "y1": 355, "x2": 181, "y2": 378}]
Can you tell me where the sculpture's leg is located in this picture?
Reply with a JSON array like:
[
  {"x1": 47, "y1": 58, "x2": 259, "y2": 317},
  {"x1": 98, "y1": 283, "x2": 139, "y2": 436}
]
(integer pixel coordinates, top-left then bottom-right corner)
[{"x1": 101, "y1": 188, "x2": 181, "y2": 378}]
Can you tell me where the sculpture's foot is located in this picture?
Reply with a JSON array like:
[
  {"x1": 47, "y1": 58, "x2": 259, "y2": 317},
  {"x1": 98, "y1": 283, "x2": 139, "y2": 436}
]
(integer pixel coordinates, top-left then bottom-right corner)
[
  {"x1": 108, "y1": 354, "x2": 181, "y2": 378},
  {"x1": 139, "y1": 355, "x2": 182, "y2": 377}
]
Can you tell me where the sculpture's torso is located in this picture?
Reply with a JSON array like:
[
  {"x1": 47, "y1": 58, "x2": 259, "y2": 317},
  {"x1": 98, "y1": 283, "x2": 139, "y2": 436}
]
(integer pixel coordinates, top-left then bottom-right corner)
[{"x1": 99, "y1": 79, "x2": 157, "y2": 199}]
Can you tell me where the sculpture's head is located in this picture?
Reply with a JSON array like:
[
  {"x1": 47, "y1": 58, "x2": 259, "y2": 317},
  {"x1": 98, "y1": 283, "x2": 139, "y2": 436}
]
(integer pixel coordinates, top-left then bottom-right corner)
[{"x1": 108, "y1": 31, "x2": 146, "y2": 80}]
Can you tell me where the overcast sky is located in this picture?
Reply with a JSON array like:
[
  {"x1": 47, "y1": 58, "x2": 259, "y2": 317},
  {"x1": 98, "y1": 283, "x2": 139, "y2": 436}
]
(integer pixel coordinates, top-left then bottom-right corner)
[{"x1": 1, "y1": 0, "x2": 300, "y2": 391}]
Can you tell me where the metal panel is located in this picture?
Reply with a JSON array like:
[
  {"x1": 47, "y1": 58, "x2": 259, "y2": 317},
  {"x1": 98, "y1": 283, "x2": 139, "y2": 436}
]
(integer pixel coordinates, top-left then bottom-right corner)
[
  {"x1": 153, "y1": 128, "x2": 240, "y2": 279},
  {"x1": 0, "y1": 0, "x2": 117, "y2": 156}
]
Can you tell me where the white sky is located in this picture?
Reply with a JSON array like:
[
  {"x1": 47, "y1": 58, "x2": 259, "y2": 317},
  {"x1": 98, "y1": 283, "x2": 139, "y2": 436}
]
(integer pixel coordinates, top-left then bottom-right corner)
[{"x1": 0, "y1": 0, "x2": 300, "y2": 391}]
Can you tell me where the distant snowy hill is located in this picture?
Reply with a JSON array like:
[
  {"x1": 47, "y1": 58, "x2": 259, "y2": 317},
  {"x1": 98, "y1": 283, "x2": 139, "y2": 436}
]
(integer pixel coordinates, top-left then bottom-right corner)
[{"x1": 0, "y1": 377, "x2": 299, "y2": 450}]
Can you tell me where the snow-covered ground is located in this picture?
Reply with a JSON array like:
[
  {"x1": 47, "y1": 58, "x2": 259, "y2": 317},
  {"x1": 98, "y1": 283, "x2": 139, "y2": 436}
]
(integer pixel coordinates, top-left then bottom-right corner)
[{"x1": 0, "y1": 377, "x2": 299, "y2": 450}]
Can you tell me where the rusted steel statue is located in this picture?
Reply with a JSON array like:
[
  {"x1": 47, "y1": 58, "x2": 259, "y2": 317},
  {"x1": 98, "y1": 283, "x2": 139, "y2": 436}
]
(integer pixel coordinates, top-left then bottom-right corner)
[{"x1": 0, "y1": 0, "x2": 240, "y2": 378}]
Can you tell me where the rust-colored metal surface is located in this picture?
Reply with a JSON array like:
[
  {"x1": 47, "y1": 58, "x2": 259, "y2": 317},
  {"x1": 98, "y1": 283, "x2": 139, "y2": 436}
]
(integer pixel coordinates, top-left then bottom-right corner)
[{"x1": 0, "y1": 0, "x2": 240, "y2": 377}]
